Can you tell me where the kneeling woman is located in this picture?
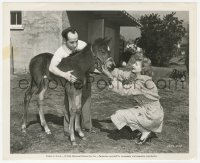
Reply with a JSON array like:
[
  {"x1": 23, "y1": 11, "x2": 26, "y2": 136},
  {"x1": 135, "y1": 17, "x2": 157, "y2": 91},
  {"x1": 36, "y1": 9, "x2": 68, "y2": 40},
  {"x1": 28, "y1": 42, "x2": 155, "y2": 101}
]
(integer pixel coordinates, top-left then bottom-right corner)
[{"x1": 102, "y1": 57, "x2": 164, "y2": 144}]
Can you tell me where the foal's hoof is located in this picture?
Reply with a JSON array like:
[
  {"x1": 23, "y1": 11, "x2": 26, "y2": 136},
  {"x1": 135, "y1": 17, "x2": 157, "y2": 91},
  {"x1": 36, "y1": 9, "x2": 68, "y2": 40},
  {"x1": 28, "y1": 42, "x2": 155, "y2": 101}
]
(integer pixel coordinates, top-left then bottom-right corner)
[
  {"x1": 42, "y1": 126, "x2": 52, "y2": 135},
  {"x1": 79, "y1": 134, "x2": 86, "y2": 141},
  {"x1": 71, "y1": 141, "x2": 78, "y2": 146},
  {"x1": 21, "y1": 129, "x2": 26, "y2": 133},
  {"x1": 81, "y1": 137, "x2": 87, "y2": 141},
  {"x1": 45, "y1": 130, "x2": 52, "y2": 135},
  {"x1": 44, "y1": 129, "x2": 52, "y2": 135},
  {"x1": 21, "y1": 124, "x2": 26, "y2": 133}
]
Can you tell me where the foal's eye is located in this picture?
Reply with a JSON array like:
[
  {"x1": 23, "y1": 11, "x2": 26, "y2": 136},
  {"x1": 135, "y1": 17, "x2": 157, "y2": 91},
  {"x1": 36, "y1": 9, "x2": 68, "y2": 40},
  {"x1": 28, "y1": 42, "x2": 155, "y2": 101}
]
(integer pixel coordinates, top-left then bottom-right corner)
[{"x1": 99, "y1": 48, "x2": 106, "y2": 54}]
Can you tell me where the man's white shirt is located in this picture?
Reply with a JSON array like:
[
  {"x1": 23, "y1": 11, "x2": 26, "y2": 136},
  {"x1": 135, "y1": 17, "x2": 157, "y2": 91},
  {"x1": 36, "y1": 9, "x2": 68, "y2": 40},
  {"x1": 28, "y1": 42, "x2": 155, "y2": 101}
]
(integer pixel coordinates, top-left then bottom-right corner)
[{"x1": 50, "y1": 40, "x2": 87, "y2": 67}]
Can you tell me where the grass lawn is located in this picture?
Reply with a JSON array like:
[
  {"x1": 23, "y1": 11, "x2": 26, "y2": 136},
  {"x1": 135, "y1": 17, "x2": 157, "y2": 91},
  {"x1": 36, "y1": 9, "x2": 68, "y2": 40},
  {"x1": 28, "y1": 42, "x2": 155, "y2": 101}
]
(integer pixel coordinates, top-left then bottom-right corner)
[{"x1": 9, "y1": 65, "x2": 189, "y2": 153}]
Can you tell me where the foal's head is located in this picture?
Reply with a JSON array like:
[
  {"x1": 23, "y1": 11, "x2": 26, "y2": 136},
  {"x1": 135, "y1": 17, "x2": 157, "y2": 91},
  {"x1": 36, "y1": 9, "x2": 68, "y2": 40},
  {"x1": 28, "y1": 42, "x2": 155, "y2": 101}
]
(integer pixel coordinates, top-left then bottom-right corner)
[{"x1": 91, "y1": 38, "x2": 115, "y2": 72}]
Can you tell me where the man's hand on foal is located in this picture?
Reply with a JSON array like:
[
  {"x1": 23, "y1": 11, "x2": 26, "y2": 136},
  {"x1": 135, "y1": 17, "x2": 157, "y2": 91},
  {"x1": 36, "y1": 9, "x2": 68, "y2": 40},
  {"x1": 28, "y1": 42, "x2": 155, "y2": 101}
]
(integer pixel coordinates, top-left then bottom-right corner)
[{"x1": 64, "y1": 70, "x2": 77, "y2": 83}]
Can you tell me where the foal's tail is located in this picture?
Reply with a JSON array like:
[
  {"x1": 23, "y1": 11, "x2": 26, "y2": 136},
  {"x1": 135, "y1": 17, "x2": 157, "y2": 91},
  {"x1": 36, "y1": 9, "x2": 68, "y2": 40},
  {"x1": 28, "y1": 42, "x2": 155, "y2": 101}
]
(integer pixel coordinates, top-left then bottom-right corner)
[{"x1": 35, "y1": 78, "x2": 48, "y2": 95}]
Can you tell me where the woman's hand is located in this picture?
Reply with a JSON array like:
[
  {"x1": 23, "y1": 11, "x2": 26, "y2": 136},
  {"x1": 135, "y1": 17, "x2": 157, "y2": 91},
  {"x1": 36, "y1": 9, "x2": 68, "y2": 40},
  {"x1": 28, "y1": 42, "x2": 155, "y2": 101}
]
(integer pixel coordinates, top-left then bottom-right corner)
[{"x1": 102, "y1": 65, "x2": 113, "y2": 80}]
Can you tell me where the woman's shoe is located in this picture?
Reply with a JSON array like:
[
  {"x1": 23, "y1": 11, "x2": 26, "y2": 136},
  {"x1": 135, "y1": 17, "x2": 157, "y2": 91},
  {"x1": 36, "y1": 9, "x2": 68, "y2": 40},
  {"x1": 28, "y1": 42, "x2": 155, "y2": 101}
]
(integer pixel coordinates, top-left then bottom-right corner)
[
  {"x1": 131, "y1": 130, "x2": 142, "y2": 140},
  {"x1": 135, "y1": 132, "x2": 152, "y2": 145},
  {"x1": 136, "y1": 132, "x2": 142, "y2": 139}
]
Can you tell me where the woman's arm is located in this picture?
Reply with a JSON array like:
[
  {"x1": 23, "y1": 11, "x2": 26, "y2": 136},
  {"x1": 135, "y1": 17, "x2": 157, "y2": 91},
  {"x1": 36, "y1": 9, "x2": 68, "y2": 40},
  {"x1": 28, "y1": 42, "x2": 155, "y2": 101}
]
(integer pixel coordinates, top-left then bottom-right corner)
[
  {"x1": 111, "y1": 68, "x2": 131, "y2": 81},
  {"x1": 109, "y1": 80, "x2": 142, "y2": 96}
]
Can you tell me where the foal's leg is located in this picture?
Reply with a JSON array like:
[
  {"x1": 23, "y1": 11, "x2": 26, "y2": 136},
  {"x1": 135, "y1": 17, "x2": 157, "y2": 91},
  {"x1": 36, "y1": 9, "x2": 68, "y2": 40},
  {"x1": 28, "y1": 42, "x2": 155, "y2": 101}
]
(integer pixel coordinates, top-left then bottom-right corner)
[
  {"x1": 74, "y1": 90, "x2": 85, "y2": 140},
  {"x1": 68, "y1": 91, "x2": 77, "y2": 145},
  {"x1": 63, "y1": 89, "x2": 70, "y2": 134},
  {"x1": 21, "y1": 82, "x2": 37, "y2": 132},
  {"x1": 37, "y1": 79, "x2": 51, "y2": 134}
]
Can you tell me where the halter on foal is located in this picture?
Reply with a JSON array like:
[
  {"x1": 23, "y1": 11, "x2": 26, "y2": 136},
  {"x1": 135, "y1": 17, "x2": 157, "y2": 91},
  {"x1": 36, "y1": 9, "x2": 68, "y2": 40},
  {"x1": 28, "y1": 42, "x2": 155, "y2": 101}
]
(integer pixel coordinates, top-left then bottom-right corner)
[{"x1": 21, "y1": 38, "x2": 115, "y2": 145}]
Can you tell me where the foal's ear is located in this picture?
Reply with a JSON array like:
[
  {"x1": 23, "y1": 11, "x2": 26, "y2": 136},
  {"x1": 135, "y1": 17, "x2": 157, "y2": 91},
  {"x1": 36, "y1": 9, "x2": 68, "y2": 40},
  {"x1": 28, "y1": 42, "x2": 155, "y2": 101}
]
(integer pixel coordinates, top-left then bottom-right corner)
[{"x1": 104, "y1": 37, "x2": 112, "y2": 44}]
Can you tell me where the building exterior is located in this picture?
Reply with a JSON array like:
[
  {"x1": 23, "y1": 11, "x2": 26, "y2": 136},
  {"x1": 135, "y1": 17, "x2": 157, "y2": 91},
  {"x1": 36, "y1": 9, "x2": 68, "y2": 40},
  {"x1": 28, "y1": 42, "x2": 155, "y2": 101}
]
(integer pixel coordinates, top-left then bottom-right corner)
[{"x1": 10, "y1": 11, "x2": 141, "y2": 73}]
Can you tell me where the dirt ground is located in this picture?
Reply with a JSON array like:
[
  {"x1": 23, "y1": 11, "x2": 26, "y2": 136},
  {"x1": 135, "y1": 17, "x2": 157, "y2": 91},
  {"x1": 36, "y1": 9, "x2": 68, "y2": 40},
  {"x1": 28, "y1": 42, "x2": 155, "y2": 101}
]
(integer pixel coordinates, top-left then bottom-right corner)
[{"x1": 10, "y1": 66, "x2": 189, "y2": 154}]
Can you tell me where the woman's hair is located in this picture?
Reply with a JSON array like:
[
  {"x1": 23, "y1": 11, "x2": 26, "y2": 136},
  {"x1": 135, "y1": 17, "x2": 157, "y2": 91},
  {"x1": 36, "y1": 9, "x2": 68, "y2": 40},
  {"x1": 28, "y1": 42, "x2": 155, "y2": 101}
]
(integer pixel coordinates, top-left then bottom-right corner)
[
  {"x1": 126, "y1": 51, "x2": 143, "y2": 68},
  {"x1": 140, "y1": 57, "x2": 153, "y2": 77},
  {"x1": 126, "y1": 53, "x2": 153, "y2": 77}
]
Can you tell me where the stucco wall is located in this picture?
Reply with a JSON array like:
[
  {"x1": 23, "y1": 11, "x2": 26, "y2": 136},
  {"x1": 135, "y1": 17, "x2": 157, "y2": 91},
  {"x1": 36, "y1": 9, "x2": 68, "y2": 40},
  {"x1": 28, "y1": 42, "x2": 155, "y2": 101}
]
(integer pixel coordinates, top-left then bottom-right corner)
[
  {"x1": 11, "y1": 11, "x2": 63, "y2": 73},
  {"x1": 11, "y1": 11, "x2": 124, "y2": 73}
]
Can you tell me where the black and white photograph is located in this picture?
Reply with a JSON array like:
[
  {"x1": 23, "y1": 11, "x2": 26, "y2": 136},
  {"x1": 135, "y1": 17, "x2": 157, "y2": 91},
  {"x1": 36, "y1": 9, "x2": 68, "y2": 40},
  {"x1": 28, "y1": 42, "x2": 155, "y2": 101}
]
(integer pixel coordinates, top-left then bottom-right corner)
[{"x1": 2, "y1": 2, "x2": 197, "y2": 160}]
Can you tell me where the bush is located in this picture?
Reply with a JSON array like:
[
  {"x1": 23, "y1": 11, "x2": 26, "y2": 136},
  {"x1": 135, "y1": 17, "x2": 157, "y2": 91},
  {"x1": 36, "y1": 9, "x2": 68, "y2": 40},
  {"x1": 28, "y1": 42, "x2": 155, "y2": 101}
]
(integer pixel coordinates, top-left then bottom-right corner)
[{"x1": 135, "y1": 12, "x2": 186, "y2": 67}]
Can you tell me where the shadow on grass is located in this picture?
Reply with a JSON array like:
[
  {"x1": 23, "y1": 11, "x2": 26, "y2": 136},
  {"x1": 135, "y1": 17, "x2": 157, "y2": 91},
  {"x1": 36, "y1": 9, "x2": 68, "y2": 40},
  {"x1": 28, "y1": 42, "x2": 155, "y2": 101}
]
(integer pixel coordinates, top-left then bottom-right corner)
[
  {"x1": 26, "y1": 115, "x2": 157, "y2": 142},
  {"x1": 92, "y1": 119, "x2": 141, "y2": 141},
  {"x1": 27, "y1": 114, "x2": 64, "y2": 128}
]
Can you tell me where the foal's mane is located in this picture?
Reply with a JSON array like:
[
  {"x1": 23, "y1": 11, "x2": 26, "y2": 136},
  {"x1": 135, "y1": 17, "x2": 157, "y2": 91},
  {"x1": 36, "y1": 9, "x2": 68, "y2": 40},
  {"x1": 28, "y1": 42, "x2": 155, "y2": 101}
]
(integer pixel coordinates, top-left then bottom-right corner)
[{"x1": 68, "y1": 44, "x2": 92, "y2": 58}]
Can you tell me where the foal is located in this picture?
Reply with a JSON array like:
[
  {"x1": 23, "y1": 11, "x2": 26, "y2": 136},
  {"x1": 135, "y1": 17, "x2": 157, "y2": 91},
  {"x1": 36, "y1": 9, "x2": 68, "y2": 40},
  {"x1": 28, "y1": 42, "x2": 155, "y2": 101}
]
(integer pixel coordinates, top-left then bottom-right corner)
[{"x1": 21, "y1": 38, "x2": 115, "y2": 145}]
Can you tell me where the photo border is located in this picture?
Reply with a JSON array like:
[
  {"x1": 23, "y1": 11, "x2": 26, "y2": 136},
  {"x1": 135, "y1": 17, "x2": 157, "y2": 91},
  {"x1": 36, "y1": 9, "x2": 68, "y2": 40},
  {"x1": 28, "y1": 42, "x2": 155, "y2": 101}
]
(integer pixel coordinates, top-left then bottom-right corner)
[{"x1": 2, "y1": 2, "x2": 197, "y2": 160}]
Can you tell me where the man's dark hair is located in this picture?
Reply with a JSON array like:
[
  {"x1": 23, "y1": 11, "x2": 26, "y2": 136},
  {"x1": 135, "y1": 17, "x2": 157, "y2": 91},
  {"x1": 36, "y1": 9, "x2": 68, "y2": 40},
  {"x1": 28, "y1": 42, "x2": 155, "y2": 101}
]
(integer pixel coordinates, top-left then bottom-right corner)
[{"x1": 61, "y1": 27, "x2": 77, "y2": 40}]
